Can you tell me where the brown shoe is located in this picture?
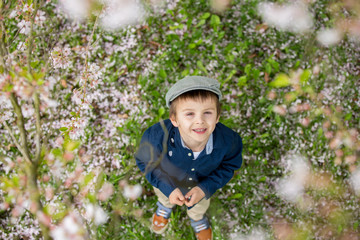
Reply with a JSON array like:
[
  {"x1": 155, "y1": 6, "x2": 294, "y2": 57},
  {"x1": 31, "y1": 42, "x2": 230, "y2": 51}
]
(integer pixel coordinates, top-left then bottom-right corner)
[
  {"x1": 191, "y1": 217, "x2": 213, "y2": 240},
  {"x1": 195, "y1": 227, "x2": 212, "y2": 240},
  {"x1": 151, "y1": 212, "x2": 169, "y2": 234},
  {"x1": 151, "y1": 202, "x2": 172, "y2": 234}
]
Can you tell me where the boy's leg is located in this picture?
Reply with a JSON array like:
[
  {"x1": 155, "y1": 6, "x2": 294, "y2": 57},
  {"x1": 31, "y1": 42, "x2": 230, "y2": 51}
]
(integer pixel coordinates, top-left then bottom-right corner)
[
  {"x1": 187, "y1": 197, "x2": 210, "y2": 221},
  {"x1": 188, "y1": 198, "x2": 212, "y2": 240},
  {"x1": 151, "y1": 187, "x2": 174, "y2": 234},
  {"x1": 153, "y1": 187, "x2": 175, "y2": 208}
]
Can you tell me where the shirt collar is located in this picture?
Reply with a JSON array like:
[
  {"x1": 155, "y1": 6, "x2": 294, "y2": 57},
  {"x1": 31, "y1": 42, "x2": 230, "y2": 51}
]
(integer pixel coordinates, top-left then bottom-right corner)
[{"x1": 180, "y1": 133, "x2": 213, "y2": 155}]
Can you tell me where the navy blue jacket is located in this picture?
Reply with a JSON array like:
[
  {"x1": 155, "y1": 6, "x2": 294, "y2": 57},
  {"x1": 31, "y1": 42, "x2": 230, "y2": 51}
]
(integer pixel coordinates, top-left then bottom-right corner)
[{"x1": 135, "y1": 119, "x2": 242, "y2": 199}]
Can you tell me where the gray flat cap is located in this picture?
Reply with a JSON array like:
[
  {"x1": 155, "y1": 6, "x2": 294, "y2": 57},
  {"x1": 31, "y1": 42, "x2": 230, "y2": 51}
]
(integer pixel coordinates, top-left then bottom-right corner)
[{"x1": 165, "y1": 76, "x2": 222, "y2": 107}]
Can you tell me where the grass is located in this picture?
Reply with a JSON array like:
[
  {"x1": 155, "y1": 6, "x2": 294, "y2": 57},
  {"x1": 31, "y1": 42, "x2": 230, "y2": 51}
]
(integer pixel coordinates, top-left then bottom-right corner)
[{"x1": 0, "y1": 0, "x2": 359, "y2": 239}]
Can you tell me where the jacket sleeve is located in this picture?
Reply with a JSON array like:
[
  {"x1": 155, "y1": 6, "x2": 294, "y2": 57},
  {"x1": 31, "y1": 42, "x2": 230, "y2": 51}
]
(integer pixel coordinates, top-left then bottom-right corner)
[
  {"x1": 198, "y1": 132, "x2": 243, "y2": 199},
  {"x1": 135, "y1": 126, "x2": 176, "y2": 198}
]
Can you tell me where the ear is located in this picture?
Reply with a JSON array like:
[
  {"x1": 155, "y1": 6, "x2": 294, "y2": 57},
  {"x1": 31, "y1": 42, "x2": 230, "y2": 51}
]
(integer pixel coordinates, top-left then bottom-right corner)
[
  {"x1": 216, "y1": 115, "x2": 220, "y2": 124},
  {"x1": 170, "y1": 116, "x2": 179, "y2": 127}
]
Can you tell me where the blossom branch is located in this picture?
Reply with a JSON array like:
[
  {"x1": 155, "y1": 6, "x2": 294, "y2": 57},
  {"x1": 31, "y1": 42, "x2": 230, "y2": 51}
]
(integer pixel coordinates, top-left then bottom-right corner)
[
  {"x1": 0, "y1": 21, "x2": 8, "y2": 72},
  {"x1": 81, "y1": 9, "x2": 102, "y2": 99},
  {"x1": 3, "y1": 121, "x2": 32, "y2": 164},
  {"x1": 26, "y1": 0, "x2": 41, "y2": 72},
  {"x1": 9, "y1": 93, "x2": 32, "y2": 163},
  {"x1": 34, "y1": 92, "x2": 42, "y2": 163}
]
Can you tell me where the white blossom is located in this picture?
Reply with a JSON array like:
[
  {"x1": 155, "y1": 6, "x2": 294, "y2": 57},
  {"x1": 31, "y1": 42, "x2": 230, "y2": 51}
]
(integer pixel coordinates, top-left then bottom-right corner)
[
  {"x1": 50, "y1": 227, "x2": 67, "y2": 240},
  {"x1": 123, "y1": 184, "x2": 142, "y2": 200},
  {"x1": 84, "y1": 204, "x2": 108, "y2": 225},
  {"x1": 276, "y1": 154, "x2": 310, "y2": 203},
  {"x1": 63, "y1": 215, "x2": 79, "y2": 234},
  {"x1": 258, "y1": 2, "x2": 313, "y2": 33},
  {"x1": 230, "y1": 227, "x2": 267, "y2": 240},
  {"x1": 17, "y1": 20, "x2": 31, "y2": 34},
  {"x1": 316, "y1": 28, "x2": 342, "y2": 47},
  {"x1": 350, "y1": 168, "x2": 360, "y2": 195},
  {"x1": 100, "y1": 0, "x2": 146, "y2": 31},
  {"x1": 59, "y1": 0, "x2": 90, "y2": 20}
]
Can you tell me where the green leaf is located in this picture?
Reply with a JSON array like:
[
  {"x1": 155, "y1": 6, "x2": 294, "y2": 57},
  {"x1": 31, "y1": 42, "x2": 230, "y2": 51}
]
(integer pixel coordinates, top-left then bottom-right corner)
[
  {"x1": 230, "y1": 193, "x2": 243, "y2": 199},
  {"x1": 265, "y1": 63, "x2": 272, "y2": 75},
  {"x1": 159, "y1": 69, "x2": 167, "y2": 79},
  {"x1": 237, "y1": 76, "x2": 247, "y2": 87},
  {"x1": 285, "y1": 91, "x2": 298, "y2": 103},
  {"x1": 64, "y1": 139, "x2": 81, "y2": 152},
  {"x1": 152, "y1": 90, "x2": 160, "y2": 98},
  {"x1": 181, "y1": 69, "x2": 189, "y2": 77},
  {"x1": 260, "y1": 133, "x2": 269, "y2": 138},
  {"x1": 170, "y1": 24, "x2": 184, "y2": 30},
  {"x1": 300, "y1": 69, "x2": 312, "y2": 84},
  {"x1": 83, "y1": 172, "x2": 95, "y2": 187},
  {"x1": 210, "y1": 15, "x2": 221, "y2": 27},
  {"x1": 196, "y1": 60, "x2": 207, "y2": 73},
  {"x1": 244, "y1": 64, "x2": 252, "y2": 75},
  {"x1": 33, "y1": 71, "x2": 45, "y2": 80},
  {"x1": 158, "y1": 107, "x2": 165, "y2": 117},
  {"x1": 36, "y1": 79, "x2": 44, "y2": 86},
  {"x1": 59, "y1": 127, "x2": 68, "y2": 131},
  {"x1": 217, "y1": 31, "x2": 225, "y2": 39},
  {"x1": 344, "y1": 113, "x2": 352, "y2": 121},
  {"x1": 201, "y1": 12, "x2": 211, "y2": 19},
  {"x1": 196, "y1": 19, "x2": 206, "y2": 27},
  {"x1": 189, "y1": 43, "x2": 196, "y2": 49},
  {"x1": 51, "y1": 148, "x2": 62, "y2": 157},
  {"x1": 224, "y1": 69, "x2": 237, "y2": 83},
  {"x1": 259, "y1": 176, "x2": 267, "y2": 182},
  {"x1": 269, "y1": 73, "x2": 290, "y2": 88}
]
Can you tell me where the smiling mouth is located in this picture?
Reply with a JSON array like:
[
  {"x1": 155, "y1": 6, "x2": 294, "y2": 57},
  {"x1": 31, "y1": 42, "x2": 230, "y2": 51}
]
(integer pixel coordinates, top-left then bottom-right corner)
[{"x1": 193, "y1": 128, "x2": 207, "y2": 134}]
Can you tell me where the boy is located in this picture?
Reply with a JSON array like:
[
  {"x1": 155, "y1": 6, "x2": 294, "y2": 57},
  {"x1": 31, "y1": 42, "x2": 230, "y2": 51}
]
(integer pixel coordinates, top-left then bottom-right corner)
[{"x1": 136, "y1": 76, "x2": 243, "y2": 240}]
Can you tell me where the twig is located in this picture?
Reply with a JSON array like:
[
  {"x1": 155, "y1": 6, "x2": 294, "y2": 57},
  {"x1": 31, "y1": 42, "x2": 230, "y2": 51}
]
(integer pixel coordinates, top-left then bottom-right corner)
[
  {"x1": 0, "y1": 21, "x2": 8, "y2": 73},
  {"x1": 26, "y1": 0, "x2": 41, "y2": 72},
  {"x1": 34, "y1": 92, "x2": 41, "y2": 163},
  {"x1": 81, "y1": 9, "x2": 102, "y2": 99},
  {"x1": 9, "y1": 93, "x2": 32, "y2": 163},
  {"x1": 3, "y1": 121, "x2": 32, "y2": 164}
]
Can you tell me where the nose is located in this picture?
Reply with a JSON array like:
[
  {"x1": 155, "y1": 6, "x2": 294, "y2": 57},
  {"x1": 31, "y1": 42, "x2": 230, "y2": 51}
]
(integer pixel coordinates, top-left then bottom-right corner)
[{"x1": 194, "y1": 114, "x2": 204, "y2": 124}]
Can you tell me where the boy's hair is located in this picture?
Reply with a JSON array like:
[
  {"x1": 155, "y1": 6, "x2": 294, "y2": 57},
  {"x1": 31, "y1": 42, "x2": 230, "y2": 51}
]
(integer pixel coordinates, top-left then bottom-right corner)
[{"x1": 169, "y1": 90, "x2": 221, "y2": 118}]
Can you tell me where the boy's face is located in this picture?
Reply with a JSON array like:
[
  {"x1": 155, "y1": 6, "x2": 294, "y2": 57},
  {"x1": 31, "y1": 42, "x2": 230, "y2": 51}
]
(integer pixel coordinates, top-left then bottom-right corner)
[{"x1": 170, "y1": 97, "x2": 219, "y2": 151}]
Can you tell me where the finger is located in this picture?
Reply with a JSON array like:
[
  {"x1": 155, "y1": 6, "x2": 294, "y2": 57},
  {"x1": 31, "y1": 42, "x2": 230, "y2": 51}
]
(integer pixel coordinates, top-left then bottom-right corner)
[
  {"x1": 175, "y1": 198, "x2": 184, "y2": 206},
  {"x1": 178, "y1": 194, "x2": 185, "y2": 202},
  {"x1": 185, "y1": 189, "x2": 194, "y2": 199},
  {"x1": 185, "y1": 195, "x2": 195, "y2": 207},
  {"x1": 185, "y1": 199, "x2": 194, "y2": 207}
]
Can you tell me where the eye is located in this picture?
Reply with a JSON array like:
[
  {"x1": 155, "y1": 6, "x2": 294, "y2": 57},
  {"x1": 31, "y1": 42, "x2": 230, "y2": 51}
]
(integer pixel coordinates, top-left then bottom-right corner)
[
  {"x1": 186, "y1": 112, "x2": 194, "y2": 116},
  {"x1": 204, "y1": 111, "x2": 212, "y2": 115}
]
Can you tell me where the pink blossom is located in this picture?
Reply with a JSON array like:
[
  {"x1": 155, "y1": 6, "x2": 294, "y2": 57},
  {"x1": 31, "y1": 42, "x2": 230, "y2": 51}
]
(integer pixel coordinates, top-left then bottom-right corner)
[{"x1": 97, "y1": 182, "x2": 114, "y2": 201}]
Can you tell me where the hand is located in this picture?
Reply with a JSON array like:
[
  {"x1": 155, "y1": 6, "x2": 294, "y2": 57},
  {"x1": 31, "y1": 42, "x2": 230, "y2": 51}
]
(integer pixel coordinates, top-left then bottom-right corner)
[
  {"x1": 169, "y1": 188, "x2": 185, "y2": 206},
  {"x1": 184, "y1": 186, "x2": 205, "y2": 207}
]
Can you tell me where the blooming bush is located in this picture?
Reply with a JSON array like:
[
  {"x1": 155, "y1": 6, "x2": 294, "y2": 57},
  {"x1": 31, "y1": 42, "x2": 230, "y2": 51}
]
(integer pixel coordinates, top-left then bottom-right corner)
[{"x1": 0, "y1": 0, "x2": 359, "y2": 239}]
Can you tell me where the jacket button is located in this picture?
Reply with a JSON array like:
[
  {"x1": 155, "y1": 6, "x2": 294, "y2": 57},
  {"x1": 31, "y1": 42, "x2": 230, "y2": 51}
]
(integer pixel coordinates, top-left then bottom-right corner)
[
  {"x1": 188, "y1": 187, "x2": 191, "y2": 189},
  {"x1": 188, "y1": 153, "x2": 192, "y2": 157},
  {"x1": 191, "y1": 168, "x2": 195, "y2": 171},
  {"x1": 189, "y1": 178, "x2": 193, "y2": 181},
  {"x1": 171, "y1": 138, "x2": 174, "y2": 143},
  {"x1": 169, "y1": 151, "x2": 173, "y2": 156}
]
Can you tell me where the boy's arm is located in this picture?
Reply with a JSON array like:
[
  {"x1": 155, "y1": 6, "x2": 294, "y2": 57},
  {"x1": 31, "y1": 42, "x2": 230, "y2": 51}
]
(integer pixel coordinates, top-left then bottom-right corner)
[
  {"x1": 198, "y1": 133, "x2": 243, "y2": 199},
  {"x1": 135, "y1": 127, "x2": 176, "y2": 198}
]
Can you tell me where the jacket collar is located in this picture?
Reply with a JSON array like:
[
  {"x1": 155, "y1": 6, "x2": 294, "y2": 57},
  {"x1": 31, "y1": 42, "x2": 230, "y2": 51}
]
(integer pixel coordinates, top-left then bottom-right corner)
[{"x1": 179, "y1": 133, "x2": 213, "y2": 155}]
